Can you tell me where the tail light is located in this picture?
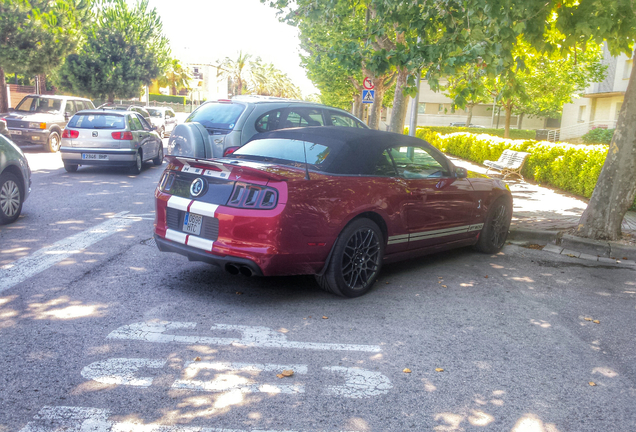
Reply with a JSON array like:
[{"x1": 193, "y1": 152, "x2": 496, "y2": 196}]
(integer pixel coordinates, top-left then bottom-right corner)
[
  {"x1": 226, "y1": 182, "x2": 278, "y2": 209},
  {"x1": 223, "y1": 146, "x2": 240, "y2": 157},
  {"x1": 62, "y1": 129, "x2": 79, "y2": 138},
  {"x1": 112, "y1": 131, "x2": 134, "y2": 140}
]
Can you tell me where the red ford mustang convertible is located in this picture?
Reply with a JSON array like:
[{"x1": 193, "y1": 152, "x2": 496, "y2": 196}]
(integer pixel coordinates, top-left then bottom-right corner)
[{"x1": 154, "y1": 127, "x2": 512, "y2": 297}]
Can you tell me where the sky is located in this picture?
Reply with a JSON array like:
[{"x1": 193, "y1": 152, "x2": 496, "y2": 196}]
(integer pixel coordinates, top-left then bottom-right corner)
[{"x1": 145, "y1": 0, "x2": 318, "y2": 97}]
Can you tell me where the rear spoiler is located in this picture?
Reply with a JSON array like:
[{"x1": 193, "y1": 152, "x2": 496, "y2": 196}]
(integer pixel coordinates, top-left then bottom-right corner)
[{"x1": 165, "y1": 155, "x2": 289, "y2": 182}]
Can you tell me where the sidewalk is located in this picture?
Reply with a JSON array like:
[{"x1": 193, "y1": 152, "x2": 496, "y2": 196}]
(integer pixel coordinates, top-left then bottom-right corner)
[{"x1": 448, "y1": 156, "x2": 636, "y2": 263}]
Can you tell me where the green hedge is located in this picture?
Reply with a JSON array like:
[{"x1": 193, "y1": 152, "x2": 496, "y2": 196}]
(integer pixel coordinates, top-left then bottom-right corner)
[
  {"x1": 419, "y1": 130, "x2": 636, "y2": 204},
  {"x1": 407, "y1": 126, "x2": 536, "y2": 140},
  {"x1": 149, "y1": 93, "x2": 186, "y2": 104},
  {"x1": 582, "y1": 128, "x2": 615, "y2": 144}
]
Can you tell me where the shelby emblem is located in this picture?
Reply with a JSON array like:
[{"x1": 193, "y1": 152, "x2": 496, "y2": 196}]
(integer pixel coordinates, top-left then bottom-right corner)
[{"x1": 190, "y1": 178, "x2": 205, "y2": 197}]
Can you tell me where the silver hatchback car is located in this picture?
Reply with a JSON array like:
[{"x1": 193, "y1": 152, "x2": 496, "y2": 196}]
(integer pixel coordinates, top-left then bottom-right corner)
[{"x1": 60, "y1": 110, "x2": 163, "y2": 174}]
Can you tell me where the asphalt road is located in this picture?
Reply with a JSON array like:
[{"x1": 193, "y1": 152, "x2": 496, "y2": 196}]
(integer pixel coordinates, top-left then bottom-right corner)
[{"x1": 1, "y1": 147, "x2": 635, "y2": 432}]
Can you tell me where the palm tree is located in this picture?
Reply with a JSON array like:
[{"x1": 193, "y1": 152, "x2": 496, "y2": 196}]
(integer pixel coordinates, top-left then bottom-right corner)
[
  {"x1": 218, "y1": 51, "x2": 251, "y2": 96},
  {"x1": 158, "y1": 58, "x2": 191, "y2": 95}
]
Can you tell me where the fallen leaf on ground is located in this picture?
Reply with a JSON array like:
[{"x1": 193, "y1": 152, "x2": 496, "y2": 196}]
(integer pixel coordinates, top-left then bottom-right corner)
[
  {"x1": 435, "y1": 368, "x2": 444, "y2": 372},
  {"x1": 566, "y1": 254, "x2": 577, "y2": 258},
  {"x1": 442, "y1": 285, "x2": 447, "y2": 288},
  {"x1": 276, "y1": 374, "x2": 284, "y2": 379},
  {"x1": 194, "y1": 357, "x2": 201, "y2": 362},
  {"x1": 584, "y1": 318, "x2": 592, "y2": 321},
  {"x1": 386, "y1": 281, "x2": 390, "y2": 284},
  {"x1": 593, "y1": 320, "x2": 600, "y2": 324},
  {"x1": 236, "y1": 292, "x2": 243, "y2": 295},
  {"x1": 322, "y1": 316, "x2": 328, "y2": 319},
  {"x1": 484, "y1": 275, "x2": 488, "y2": 278},
  {"x1": 589, "y1": 382, "x2": 596, "y2": 386},
  {"x1": 623, "y1": 257, "x2": 628, "y2": 260},
  {"x1": 303, "y1": 318, "x2": 307, "y2": 320},
  {"x1": 526, "y1": 244, "x2": 545, "y2": 250},
  {"x1": 438, "y1": 277, "x2": 443, "y2": 279},
  {"x1": 403, "y1": 368, "x2": 411, "y2": 373},
  {"x1": 281, "y1": 369, "x2": 294, "y2": 377}
]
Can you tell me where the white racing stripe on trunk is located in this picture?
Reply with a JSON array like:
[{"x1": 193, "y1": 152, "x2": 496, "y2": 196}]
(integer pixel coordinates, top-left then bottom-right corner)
[
  {"x1": 107, "y1": 321, "x2": 382, "y2": 353},
  {"x1": 186, "y1": 235, "x2": 214, "y2": 252},
  {"x1": 0, "y1": 212, "x2": 136, "y2": 293},
  {"x1": 166, "y1": 195, "x2": 191, "y2": 212},
  {"x1": 188, "y1": 201, "x2": 218, "y2": 218},
  {"x1": 165, "y1": 229, "x2": 187, "y2": 245},
  {"x1": 19, "y1": 406, "x2": 358, "y2": 432}
]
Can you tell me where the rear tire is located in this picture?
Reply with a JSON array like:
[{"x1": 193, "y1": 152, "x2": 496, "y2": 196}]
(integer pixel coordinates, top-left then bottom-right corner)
[
  {"x1": 0, "y1": 172, "x2": 23, "y2": 224},
  {"x1": 130, "y1": 151, "x2": 143, "y2": 175},
  {"x1": 63, "y1": 163, "x2": 78, "y2": 173},
  {"x1": 474, "y1": 197, "x2": 512, "y2": 253},
  {"x1": 46, "y1": 131, "x2": 61, "y2": 152},
  {"x1": 315, "y1": 218, "x2": 384, "y2": 298},
  {"x1": 153, "y1": 143, "x2": 164, "y2": 165}
]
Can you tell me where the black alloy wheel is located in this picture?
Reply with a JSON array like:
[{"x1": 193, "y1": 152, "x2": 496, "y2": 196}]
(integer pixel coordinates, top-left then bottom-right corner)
[
  {"x1": 47, "y1": 131, "x2": 61, "y2": 152},
  {"x1": 0, "y1": 172, "x2": 23, "y2": 224},
  {"x1": 316, "y1": 218, "x2": 384, "y2": 298},
  {"x1": 474, "y1": 197, "x2": 512, "y2": 253}
]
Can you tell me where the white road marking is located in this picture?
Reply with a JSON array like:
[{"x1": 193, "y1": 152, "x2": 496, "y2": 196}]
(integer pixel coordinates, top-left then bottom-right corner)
[
  {"x1": 172, "y1": 362, "x2": 307, "y2": 394},
  {"x1": 107, "y1": 321, "x2": 382, "y2": 353},
  {"x1": 0, "y1": 212, "x2": 137, "y2": 293},
  {"x1": 81, "y1": 358, "x2": 167, "y2": 387},
  {"x1": 19, "y1": 406, "x2": 358, "y2": 432},
  {"x1": 323, "y1": 366, "x2": 393, "y2": 398}
]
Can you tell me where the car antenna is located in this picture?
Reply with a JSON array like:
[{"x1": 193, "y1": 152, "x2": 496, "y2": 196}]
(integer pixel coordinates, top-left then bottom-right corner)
[{"x1": 302, "y1": 140, "x2": 311, "y2": 181}]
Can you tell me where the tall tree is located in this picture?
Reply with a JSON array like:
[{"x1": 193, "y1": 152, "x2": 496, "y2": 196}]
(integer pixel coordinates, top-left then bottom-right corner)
[
  {"x1": 0, "y1": 0, "x2": 91, "y2": 112},
  {"x1": 59, "y1": 0, "x2": 170, "y2": 102},
  {"x1": 217, "y1": 51, "x2": 252, "y2": 97}
]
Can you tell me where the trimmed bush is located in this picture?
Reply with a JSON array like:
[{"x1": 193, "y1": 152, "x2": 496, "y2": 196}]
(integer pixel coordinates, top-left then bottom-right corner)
[
  {"x1": 149, "y1": 93, "x2": 186, "y2": 104},
  {"x1": 415, "y1": 130, "x2": 636, "y2": 209},
  {"x1": 406, "y1": 126, "x2": 536, "y2": 140},
  {"x1": 582, "y1": 127, "x2": 615, "y2": 144}
]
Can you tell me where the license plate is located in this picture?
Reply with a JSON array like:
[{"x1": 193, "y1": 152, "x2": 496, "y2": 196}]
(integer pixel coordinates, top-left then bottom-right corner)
[
  {"x1": 9, "y1": 130, "x2": 21, "y2": 135},
  {"x1": 82, "y1": 153, "x2": 109, "y2": 160},
  {"x1": 182, "y1": 212, "x2": 203, "y2": 236}
]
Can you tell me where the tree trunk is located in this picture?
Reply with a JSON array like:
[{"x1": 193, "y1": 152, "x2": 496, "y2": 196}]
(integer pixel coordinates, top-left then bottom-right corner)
[
  {"x1": 108, "y1": 93, "x2": 114, "y2": 103},
  {"x1": 388, "y1": 67, "x2": 410, "y2": 133},
  {"x1": 504, "y1": 103, "x2": 512, "y2": 138},
  {"x1": 0, "y1": 67, "x2": 8, "y2": 113},
  {"x1": 171, "y1": 85, "x2": 176, "y2": 96},
  {"x1": 352, "y1": 94, "x2": 363, "y2": 119},
  {"x1": 575, "y1": 65, "x2": 636, "y2": 240},
  {"x1": 368, "y1": 73, "x2": 393, "y2": 130},
  {"x1": 466, "y1": 104, "x2": 474, "y2": 126},
  {"x1": 518, "y1": 112, "x2": 524, "y2": 129}
]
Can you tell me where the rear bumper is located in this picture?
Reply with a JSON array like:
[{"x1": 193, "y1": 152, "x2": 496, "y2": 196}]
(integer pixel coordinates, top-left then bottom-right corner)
[
  {"x1": 154, "y1": 233, "x2": 264, "y2": 276},
  {"x1": 61, "y1": 147, "x2": 137, "y2": 166}
]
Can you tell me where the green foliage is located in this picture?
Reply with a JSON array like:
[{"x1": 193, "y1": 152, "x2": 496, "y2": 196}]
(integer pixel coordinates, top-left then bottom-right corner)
[
  {"x1": 149, "y1": 93, "x2": 185, "y2": 104},
  {"x1": 407, "y1": 126, "x2": 536, "y2": 140},
  {"x1": 157, "y1": 58, "x2": 190, "y2": 96},
  {"x1": 418, "y1": 130, "x2": 636, "y2": 207},
  {"x1": 582, "y1": 128, "x2": 615, "y2": 145},
  {"x1": 59, "y1": 0, "x2": 170, "y2": 102}
]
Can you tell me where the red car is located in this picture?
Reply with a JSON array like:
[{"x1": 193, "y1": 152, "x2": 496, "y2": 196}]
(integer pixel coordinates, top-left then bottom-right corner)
[{"x1": 154, "y1": 127, "x2": 512, "y2": 297}]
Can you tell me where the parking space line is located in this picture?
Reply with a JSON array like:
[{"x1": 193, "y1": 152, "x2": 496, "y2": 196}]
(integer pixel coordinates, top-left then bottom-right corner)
[
  {"x1": 107, "y1": 321, "x2": 382, "y2": 352},
  {"x1": 0, "y1": 212, "x2": 137, "y2": 293}
]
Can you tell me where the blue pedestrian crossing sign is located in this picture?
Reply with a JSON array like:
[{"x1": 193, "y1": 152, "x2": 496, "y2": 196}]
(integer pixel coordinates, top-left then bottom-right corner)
[{"x1": 362, "y1": 90, "x2": 375, "y2": 104}]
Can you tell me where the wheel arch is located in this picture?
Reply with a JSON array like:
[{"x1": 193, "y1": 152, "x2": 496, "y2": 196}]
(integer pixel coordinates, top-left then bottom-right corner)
[{"x1": 1, "y1": 164, "x2": 25, "y2": 192}]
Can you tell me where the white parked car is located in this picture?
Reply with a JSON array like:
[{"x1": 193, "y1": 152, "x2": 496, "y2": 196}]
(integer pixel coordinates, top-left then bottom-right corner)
[{"x1": 147, "y1": 107, "x2": 178, "y2": 138}]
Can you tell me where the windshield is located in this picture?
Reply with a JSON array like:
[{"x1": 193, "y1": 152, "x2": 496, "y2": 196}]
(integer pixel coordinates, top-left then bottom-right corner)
[
  {"x1": 186, "y1": 102, "x2": 245, "y2": 130},
  {"x1": 67, "y1": 114, "x2": 125, "y2": 129},
  {"x1": 146, "y1": 108, "x2": 163, "y2": 118},
  {"x1": 15, "y1": 96, "x2": 62, "y2": 114},
  {"x1": 233, "y1": 138, "x2": 333, "y2": 170}
]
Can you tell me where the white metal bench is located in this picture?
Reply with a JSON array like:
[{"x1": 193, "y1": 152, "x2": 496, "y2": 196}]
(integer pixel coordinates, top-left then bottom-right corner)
[{"x1": 484, "y1": 149, "x2": 530, "y2": 180}]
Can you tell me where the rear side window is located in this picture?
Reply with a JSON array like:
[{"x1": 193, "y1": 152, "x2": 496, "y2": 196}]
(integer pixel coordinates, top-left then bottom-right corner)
[
  {"x1": 328, "y1": 111, "x2": 363, "y2": 128},
  {"x1": 129, "y1": 115, "x2": 143, "y2": 131},
  {"x1": 282, "y1": 108, "x2": 325, "y2": 128},
  {"x1": 67, "y1": 114, "x2": 125, "y2": 129},
  {"x1": 255, "y1": 110, "x2": 282, "y2": 132},
  {"x1": 186, "y1": 102, "x2": 245, "y2": 130}
]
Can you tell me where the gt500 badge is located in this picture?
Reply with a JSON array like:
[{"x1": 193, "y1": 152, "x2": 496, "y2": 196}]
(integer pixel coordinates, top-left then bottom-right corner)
[{"x1": 190, "y1": 178, "x2": 205, "y2": 197}]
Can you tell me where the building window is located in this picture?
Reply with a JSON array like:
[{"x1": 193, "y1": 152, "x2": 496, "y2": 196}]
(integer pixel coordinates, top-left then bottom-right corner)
[
  {"x1": 616, "y1": 102, "x2": 623, "y2": 120},
  {"x1": 624, "y1": 60, "x2": 633, "y2": 80},
  {"x1": 417, "y1": 102, "x2": 425, "y2": 114},
  {"x1": 578, "y1": 105, "x2": 586, "y2": 123}
]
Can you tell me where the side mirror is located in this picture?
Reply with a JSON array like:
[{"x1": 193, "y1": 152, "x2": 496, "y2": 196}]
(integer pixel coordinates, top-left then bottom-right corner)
[{"x1": 455, "y1": 167, "x2": 468, "y2": 178}]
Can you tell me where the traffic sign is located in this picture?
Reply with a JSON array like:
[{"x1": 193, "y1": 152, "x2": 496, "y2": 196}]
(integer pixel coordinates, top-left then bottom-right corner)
[
  {"x1": 363, "y1": 77, "x2": 374, "y2": 90},
  {"x1": 362, "y1": 90, "x2": 375, "y2": 104}
]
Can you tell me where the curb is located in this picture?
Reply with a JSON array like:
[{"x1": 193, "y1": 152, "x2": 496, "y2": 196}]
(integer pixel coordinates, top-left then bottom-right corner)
[{"x1": 508, "y1": 228, "x2": 636, "y2": 264}]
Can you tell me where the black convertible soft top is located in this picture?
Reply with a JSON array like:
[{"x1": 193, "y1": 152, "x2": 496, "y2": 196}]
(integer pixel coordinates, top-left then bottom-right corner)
[{"x1": 248, "y1": 126, "x2": 444, "y2": 175}]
